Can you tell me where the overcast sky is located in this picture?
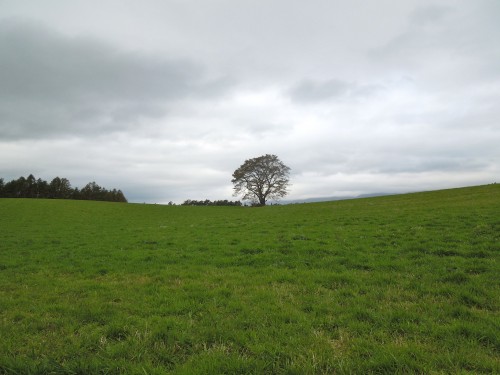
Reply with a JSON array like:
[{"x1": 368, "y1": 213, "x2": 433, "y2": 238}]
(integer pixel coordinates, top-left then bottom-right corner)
[{"x1": 1, "y1": 0, "x2": 499, "y2": 203}]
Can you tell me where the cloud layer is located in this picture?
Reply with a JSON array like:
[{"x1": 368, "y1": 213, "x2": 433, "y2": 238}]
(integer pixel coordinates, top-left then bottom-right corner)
[
  {"x1": 0, "y1": 19, "x2": 232, "y2": 140},
  {"x1": 0, "y1": 1, "x2": 499, "y2": 203}
]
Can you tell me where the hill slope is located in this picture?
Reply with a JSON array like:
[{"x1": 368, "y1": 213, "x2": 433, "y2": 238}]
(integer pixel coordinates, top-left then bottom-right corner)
[{"x1": 0, "y1": 185, "x2": 499, "y2": 374}]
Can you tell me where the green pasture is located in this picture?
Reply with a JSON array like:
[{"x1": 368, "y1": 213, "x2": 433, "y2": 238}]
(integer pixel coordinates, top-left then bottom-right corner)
[{"x1": 0, "y1": 185, "x2": 499, "y2": 374}]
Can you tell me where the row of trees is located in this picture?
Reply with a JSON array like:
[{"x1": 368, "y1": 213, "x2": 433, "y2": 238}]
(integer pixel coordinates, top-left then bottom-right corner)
[
  {"x1": 0, "y1": 175, "x2": 127, "y2": 202},
  {"x1": 180, "y1": 199, "x2": 242, "y2": 206},
  {"x1": 1, "y1": 154, "x2": 290, "y2": 205}
]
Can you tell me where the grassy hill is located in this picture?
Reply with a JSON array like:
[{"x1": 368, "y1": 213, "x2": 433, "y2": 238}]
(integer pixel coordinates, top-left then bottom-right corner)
[{"x1": 0, "y1": 185, "x2": 499, "y2": 374}]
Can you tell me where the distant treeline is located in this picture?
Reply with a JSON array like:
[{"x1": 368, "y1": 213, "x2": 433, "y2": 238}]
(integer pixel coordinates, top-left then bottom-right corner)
[
  {"x1": 0, "y1": 174, "x2": 127, "y2": 202},
  {"x1": 180, "y1": 199, "x2": 242, "y2": 206}
]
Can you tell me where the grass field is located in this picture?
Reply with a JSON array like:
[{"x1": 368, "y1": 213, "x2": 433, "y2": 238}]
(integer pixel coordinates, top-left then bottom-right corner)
[{"x1": 0, "y1": 184, "x2": 499, "y2": 374}]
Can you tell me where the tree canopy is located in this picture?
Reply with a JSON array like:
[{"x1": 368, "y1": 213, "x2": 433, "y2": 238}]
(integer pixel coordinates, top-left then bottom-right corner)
[
  {"x1": 232, "y1": 154, "x2": 290, "y2": 205},
  {"x1": 0, "y1": 174, "x2": 127, "y2": 202}
]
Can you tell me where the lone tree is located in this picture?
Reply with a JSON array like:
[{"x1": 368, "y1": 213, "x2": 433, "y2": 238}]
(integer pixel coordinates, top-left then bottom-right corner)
[{"x1": 232, "y1": 154, "x2": 291, "y2": 205}]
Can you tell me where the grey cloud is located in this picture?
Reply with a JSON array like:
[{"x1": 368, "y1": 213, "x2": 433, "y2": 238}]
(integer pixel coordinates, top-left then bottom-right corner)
[
  {"x1": 409, "y1": 5, "x2": 453, "y2": 26},
  {"x1": 288, "y1": 79, "x2": 350, "y2": 103},
  {"x1": 0, "y1": 19, "x2": 233, "y2": 140},
  {"x1": 394, "y1": 152, "x2": 489, "y2": 176},
  {"x1": 0, "y1": 2, "x2": 498, "y2": 204},
  {"x1": 288, "y1": 79, "x2": 384, "y2": 103},
  {"x1": 369, "y1": 2, "x2": 500, "y2": 71},
  {"x1": 291, "y1": 148, "x2": 492, "y2": 180}
]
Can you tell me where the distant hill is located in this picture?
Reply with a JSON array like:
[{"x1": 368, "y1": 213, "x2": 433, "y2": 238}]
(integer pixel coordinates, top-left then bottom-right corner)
[{"x1": 281, "y1": 192, "x2": 393, "y2": 204}]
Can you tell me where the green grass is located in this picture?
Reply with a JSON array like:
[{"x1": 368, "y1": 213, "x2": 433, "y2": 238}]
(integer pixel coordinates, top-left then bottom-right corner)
[{"x1": 0, "y1": 184, "x2": 499, "y2": 374}]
